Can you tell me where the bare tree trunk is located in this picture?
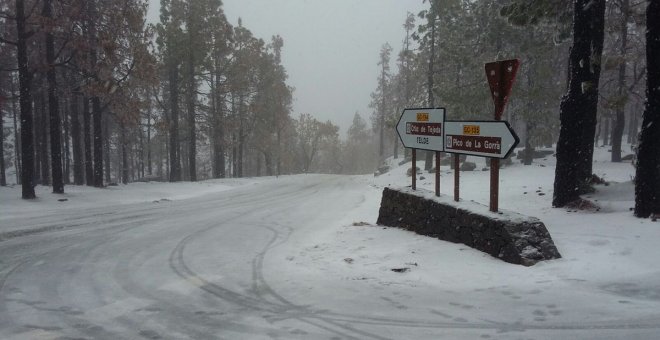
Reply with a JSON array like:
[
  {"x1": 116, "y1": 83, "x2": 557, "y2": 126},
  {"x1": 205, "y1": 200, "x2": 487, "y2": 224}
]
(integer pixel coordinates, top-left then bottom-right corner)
[
  {"x1": 16, "y1": 0, "x2": 35, "y2": 198},
  {"x1": 139, "y1": 119, "x2": 144, "y2": 178},
  {"x1": 425, "y1": 6, "x2": 437, "y2": 171},
  {"x1": 88, "y1": 1, "x2": 103, "y2": 188},
  {"x1": 379, "y1": 61, "x2": 386, "y2": 162},
  {"x1": 11, "y1": 76, "x2": 22, "y2": 185},
  {"x1": 237, "y1": 97, "x2": 244, "y2": 178},
  {"x1": 44, "y1": 0, "x2": 64, "y2": 193},
  {"x1": 92, "y1": 96, "x2": 103, "y2": 187},
  {"x1": 232, "y1": 133, "x2": 237, "y2": 178},
  {"x1": 38, "y1": 90, "x2": 51, "y2": 185},
  {"x1": 0, "y1": 87, "x2": 5, "y2": 186},
  {"x1": 523, "y1": 123, "x2": 534, "y2": 166},
  {"x1": 168, "y1": 63, "x2": 181, "y2": 182},
  {"x1": 276, "y1": 128, "x2": 281, "y2": 176},
  {"x1": 553, "y1": 0, "x2": 606, "y2": 207},
  {"x1": 103, "y1": 115, "x2": 110, "y2": 184},
  {"x1": 121, "y1": 123, "x2": 128, "y2": 184},
  {"x1": 264, "y1": 151, "x2": 273, "y2": 176},
  {"x1": 628, "y1": 104, "x2": 639, "y2": 144},
  {"x1": 634, "y1": 0, "x2": 660, "y2": 217},
  {"x1": 611, "y1": 0, "x2": 630, "y2": 162},
  {"x1": 63, "y1": 98, "x2": 70, "y2": 184},
  {"x1": 595, "y1": 116, "x2": 602, "y2": 145},
  {"x1": 186, "y1": 35, "x2": 197, "y2": 182},
  {"x1": 211, "y1": 73, "x2": 226, "y2": 179},
  {"x1": 71, "y1": 94, "x2": 84, "y2": 184},
  {"x1": 146, "y1": 99, "x2": 152, "y2": 175},
  {"x1": 83, "y1": 97, "x2": 93, "y2": 185}
]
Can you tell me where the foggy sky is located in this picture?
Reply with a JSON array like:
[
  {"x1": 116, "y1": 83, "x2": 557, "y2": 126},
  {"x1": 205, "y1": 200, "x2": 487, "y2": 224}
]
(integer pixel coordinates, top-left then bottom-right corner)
[{"x1": 147, "y1": 0, "x2": 427, "y2": 135}]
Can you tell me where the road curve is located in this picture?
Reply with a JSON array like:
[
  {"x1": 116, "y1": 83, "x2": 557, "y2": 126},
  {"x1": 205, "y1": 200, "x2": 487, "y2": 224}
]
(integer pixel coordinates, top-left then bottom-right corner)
[{"x1": 1, "y1": 175, "x2": 659, "y2": 340}]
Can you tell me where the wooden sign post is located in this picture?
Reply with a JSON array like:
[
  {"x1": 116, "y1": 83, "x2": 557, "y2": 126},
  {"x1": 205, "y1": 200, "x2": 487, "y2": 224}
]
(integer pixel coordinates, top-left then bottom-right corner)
[{"x1": 485, "y1": 59, "x2": 520, "y2": 212}]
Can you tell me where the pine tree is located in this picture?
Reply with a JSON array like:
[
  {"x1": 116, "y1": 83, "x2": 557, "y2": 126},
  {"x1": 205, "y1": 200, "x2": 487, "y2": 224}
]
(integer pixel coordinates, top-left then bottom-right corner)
[
  {"x1": 158, "y1": 0, "x2": 184, "y2": 182},
  {"x1": 370, "y1": 43, "x2": 392, "y2": 164}
]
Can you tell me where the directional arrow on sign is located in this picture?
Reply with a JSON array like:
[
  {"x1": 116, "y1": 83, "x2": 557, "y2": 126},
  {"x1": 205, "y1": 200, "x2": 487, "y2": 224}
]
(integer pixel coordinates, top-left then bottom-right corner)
[
  {"x1": 444, "y1": 121, "x2": 519, "y2": 159},
  {"x1": 396, "y1": 108, "x2": 446, "y2": 152}
]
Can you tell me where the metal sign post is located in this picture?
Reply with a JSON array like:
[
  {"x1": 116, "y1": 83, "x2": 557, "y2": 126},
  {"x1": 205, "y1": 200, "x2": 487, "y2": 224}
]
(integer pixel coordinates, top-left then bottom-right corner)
[{"x1": 485, "y1": 59, "x2": 520, "y2": 212}]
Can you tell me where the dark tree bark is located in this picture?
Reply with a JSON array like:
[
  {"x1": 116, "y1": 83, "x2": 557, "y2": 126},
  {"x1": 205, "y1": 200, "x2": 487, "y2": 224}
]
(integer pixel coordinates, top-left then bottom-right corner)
[
  {"x1": 11, "y1": 77, "x2": 21, "y2": 185},
  {"x1": 168, "y1": 63, "x2": 181, "y2": 182},
  {"x1": 628, "y1": 104, "x2": 639, "y2": 143},
  {"x1": 44, "y1": 0, "x2": 64, "y2": 193},
  {"x1": 92, "y1": 96, "x2": 103, "y2": 187},
  {"x1": 84, "y1": 1, "x2": 102, "y2": 187},
  {"x1": 238, "y1": 128, "x2": 244, "y2": 178},
  {"x1": 0, "y1": 91, "x2": 5, "y2": 186},
  {"x1": 71, "y1": 94, "x2": 84, "y2": 184},
  {"x1": 186, "y1": 31, "x2": 197, "y2": 182},
  {"x1": 83, "y1": 97, "x2": 93, "y2": 185},
  {"x1": 237, "y1": 97, "x2": 244, "y2": 178},
  {"x1": 523, "y1": 123, "x2": 534, "y2": 166},
  {"x1": 211, "y1": 74, "x2": 225, "y2": 179},
  {"x1": 38, "y1": 90, "x2": 50, "y2": 185},
  {"x1": 611, "y1": 0, "x2": 630, "y2": 162},
  {"x1": 634, "y1": 0, "x2": 660, "y2": 218},
  {"x1": 264, "y1": 152, "x2": 273, "y2": 176},
  {"x1": 102, "y1": 114, "x2": 110, "y2": 184},
  {"x1": 232, "y1": 133, "x2": 237, "y2": 177},
  {"x1": 121, "y1": 123, "x2": 128, "y2": 184},
  {"x1": 16, "y1": 0, "x2": 35, "y2": 198},
  {"x1": 146, "y1": 99, "x2": 152, "y2": 175},
  {"x1": 425, "y1": 5, "x2": 437, "y2": 171},
  {"x1": 553, "y1": 0, "x2": 606, "y2": 207},
  {"x1": 379, "y1": 58, "x2": 386, "y2": 162},
  {"x1": 63, "y1": 98, "x2": 70, "y2": 184}
]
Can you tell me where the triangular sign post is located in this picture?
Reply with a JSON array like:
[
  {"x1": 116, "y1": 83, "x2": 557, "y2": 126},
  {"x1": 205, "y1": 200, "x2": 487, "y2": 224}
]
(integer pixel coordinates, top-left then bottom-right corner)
[
  {"x1": 485, "y1": 59, "x2": 520, "y2": 120},
  {"x1": 485, "y1": 59, "x2": 520, "y2": 213}
]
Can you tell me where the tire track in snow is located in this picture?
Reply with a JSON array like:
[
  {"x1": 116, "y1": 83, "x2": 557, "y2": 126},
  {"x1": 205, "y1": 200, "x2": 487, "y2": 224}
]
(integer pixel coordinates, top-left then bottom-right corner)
[{"x1": 169, "y1": 176, "x2": 660, "y2": 336}]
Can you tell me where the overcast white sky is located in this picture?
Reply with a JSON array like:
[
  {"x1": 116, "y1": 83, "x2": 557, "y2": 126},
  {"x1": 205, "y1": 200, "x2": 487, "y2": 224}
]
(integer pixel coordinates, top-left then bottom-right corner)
[{"x1": 147, "y1": 0, "x2": 428, "y2": 135}]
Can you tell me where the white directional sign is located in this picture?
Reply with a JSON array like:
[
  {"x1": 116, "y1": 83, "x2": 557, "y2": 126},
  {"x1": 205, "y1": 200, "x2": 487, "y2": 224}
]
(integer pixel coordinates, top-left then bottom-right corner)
[
  {"x1": 444, "y1": 121, "x2": 519, "y2": 159},
  {"x1": 396, "y1": 108, "x2": 446, "y2": 151}
]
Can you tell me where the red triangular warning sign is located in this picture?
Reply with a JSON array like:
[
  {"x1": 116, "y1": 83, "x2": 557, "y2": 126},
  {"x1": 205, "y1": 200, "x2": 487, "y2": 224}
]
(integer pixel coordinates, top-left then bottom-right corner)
[{"x1": 485, "y1": 59, "x2": 520, "y2": 120}]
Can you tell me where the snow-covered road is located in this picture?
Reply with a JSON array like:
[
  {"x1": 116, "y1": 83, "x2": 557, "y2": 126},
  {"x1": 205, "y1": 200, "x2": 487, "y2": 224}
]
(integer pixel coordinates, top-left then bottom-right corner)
[{"x1": 1, "y1": 174, "x2": 660, "y2": 339}]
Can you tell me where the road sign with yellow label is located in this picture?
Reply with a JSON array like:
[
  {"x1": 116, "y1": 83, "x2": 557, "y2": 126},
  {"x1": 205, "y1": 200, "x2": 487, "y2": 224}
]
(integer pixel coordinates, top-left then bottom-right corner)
[
  {"x1": 444, "y1": 121, "x2": 519, "y2": 159},
  {"x1": 396, "y1": 108, "x2": 446, "y2": 151}
]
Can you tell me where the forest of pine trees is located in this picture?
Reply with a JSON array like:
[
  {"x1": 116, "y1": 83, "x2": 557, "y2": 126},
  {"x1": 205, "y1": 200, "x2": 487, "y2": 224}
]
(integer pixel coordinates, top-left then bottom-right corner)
[
  {"x1": 1, "y1": 0, "x2": 659, "y2": 216},
  {"x1": 366, "y1": 0, "x2": 659, "y2": 213},
  {"x1": 0, "y1": 0, "x2": 346, "y2": 199}
]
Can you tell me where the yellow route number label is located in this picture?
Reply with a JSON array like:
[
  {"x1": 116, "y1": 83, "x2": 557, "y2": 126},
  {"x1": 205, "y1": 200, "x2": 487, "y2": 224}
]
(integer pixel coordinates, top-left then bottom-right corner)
[
  {"x1": 463, "y1": 125, "x2": 480, "y2": 135},
  {"x1": 416, "y1": 113, "x2": 429, "y2": 122}
]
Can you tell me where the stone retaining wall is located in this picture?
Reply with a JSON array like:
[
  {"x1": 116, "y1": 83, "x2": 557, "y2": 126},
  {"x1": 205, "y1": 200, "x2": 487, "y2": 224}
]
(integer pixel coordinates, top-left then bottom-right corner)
[{"x1": 377, "y1": 187, "x2": 561, "y2": 266}]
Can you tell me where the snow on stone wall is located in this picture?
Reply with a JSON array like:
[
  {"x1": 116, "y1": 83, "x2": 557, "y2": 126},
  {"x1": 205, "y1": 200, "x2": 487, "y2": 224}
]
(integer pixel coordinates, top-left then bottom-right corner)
[{"x1": 377, "y1": 187, "x2": 561, "y2": 266}]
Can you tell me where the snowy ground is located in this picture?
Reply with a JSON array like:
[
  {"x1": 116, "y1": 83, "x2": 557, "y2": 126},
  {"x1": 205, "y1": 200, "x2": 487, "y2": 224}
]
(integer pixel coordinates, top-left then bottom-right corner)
[{"x1": 1, "y1": 145, "x2": 659, "y2": 339}]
